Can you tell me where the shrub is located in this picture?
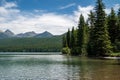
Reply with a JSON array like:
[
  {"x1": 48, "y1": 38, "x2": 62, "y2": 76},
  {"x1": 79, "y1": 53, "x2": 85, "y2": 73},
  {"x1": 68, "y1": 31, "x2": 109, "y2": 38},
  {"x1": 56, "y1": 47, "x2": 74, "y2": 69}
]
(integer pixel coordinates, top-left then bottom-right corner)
[{"x1": 62, "y1": 47, "x2": 71, "y2": 55}]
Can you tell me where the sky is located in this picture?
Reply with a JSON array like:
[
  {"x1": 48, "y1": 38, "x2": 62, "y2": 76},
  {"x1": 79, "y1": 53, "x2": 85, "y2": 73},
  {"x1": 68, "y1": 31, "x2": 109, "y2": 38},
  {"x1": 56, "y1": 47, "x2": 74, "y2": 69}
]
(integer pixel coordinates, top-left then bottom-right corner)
[{"x1": 0, "y1": 0, "x2": 120, "y2": 35}]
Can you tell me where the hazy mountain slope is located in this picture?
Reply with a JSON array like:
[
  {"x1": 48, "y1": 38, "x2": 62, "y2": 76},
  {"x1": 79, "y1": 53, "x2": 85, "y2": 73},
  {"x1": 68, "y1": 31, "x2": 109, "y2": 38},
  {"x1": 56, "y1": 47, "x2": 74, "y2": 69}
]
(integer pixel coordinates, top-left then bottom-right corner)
[
  {"x1": 4, "y1": 29, "x2": 14, "y2": 37},
  {"x1": 0, "y1": 33, "x2": 9, "y2": 39},
  {"x1": 0, "y1": 36, "x2": 62, "y2": 52},
  {"x1": 16, "y1": 31, "x2": 37, "y2": 38},
  {"x1": 35, "y1": 31, "x2": 53, "y2": 38}
]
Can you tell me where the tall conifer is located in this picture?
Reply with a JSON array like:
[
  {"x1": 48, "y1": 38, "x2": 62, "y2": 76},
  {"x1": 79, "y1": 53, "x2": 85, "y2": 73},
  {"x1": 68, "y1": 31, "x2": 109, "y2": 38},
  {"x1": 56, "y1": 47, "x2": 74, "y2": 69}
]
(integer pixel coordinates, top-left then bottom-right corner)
[
  {"x1": 77, "y1": 14, "x2": 87, "y2": 55},
  {"x1": 62, "y1": 35, "x2": 67, "y2": 47},
  {"x1": 71, "y1": 27, "x2": 75, "y2": 48},
  {"x1": 66, "y1": 29, "x2": 71, "y2": 48},
  {"x1": 108, "y1": 8, "x2": 118, "y2": 43},
  {"x1": 89, "y1": 0, "x2": 112, "y2": 56},
  {"x1": 117, "y1": 8, "x2": 120, "y2": 41}
]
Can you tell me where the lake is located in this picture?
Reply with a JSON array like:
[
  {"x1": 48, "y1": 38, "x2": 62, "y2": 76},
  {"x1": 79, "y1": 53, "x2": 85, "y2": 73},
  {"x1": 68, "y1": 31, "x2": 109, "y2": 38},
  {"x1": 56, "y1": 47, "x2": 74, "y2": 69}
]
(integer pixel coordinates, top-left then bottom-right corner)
[{"x1": 0, "y1": 52, "x2": 120, "y2": 80}]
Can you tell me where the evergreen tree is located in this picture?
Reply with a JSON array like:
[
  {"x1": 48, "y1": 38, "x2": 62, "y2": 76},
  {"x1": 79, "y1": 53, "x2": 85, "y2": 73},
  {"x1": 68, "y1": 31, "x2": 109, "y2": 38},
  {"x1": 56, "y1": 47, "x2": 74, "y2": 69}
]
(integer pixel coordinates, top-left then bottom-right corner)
[
  {"x1": 71, "y1": 27, "x2": 75, "y2": 48},
  {"x1": 70, "y1": 27, "x2": 77, "y2": 55},
  {"x1": 118, "y1": 8, "x2": 120, "y2": 15},
  {"x1": 77, "y1": 14, "x2": 87, "y2": 55},
  {"x1": 62, "y1": 35, "x2": 67, "y2": 47},
  {"x1": 88, "y1": 11, "x2": 95, "y2": 29},
  {"x1": 108, "y1": 8, "x2": 118, "y2": 43},
  {"x1": 88, "y1": 0, "x2": 112, "y2": 56},
  {"x1": 117, "y1": 8, "x2": 120, "y2": 41},
  {"x1": 87, "y1": 11, "x2": 95, "y2": 55},
  {"x1": 66, "y1": 29, "x2": 71, "y2": 48}
]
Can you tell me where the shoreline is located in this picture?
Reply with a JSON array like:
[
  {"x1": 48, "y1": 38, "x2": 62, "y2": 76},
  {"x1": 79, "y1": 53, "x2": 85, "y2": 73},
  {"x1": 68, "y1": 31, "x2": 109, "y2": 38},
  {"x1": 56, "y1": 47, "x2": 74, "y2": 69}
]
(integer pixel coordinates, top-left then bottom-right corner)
[
  {"x1": 103, "y1": 57, "x2": 120, "y2": 60},
  {"x1": 0, "y1": 52, "x2": 62, "y2": 55},
  {"x1": 0, "y1": 52, "x2": 120, "y2": 60}
]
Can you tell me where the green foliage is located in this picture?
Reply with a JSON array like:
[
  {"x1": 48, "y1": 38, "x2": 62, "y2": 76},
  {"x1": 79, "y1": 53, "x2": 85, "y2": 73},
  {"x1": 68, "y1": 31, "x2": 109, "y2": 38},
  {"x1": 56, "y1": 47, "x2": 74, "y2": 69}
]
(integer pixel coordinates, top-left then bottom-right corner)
[
  {"x1": 62, "y1": 0, "x2": 120, "y2": 57},
  {"x1": 87, "y1": 11, "x2": 95, "y2": 56},
  {"x1": 113, "y1": 41, "x2": 120, "y2": 52},
  {"x1": 109, "y1": 52, "x2": 120, "y2": 57},
  {"x1": 88, "y1": 11, "x2": 95, "y2": 29},
  {"x1": 77, "y1": 14, "x2": 85, "y2": 47},
  {"x1": 108, "y1": 8, "x2": 118, "y2": 43},
  {"x1": 117, "y1": 8, "x2": 120, "y2": 41},
  {"x1": 62, "y1": 35, "x2": 67, "y2": 47},
  {"x1": 62, "y1": 15, "x2": 88, "y2": 56},
  {"x1": 0, "y1": 36, "x2": 62, "y2": 52},
  {"x1": 105, "y1": 8, "x2": 120, "y2": 52},
  {"x1": 70, "y1": 27, "x2": 75, "y2": 48},
  {"x1": 118, "y1": 8, "x2": 120, "y2": 15},
  {"x1": 76, "y1": 14, "x2": 88, "y2": 55},
  {"x1": 88, "y1": 0, "x2": 112, "y2": 56},
  {"x1": 62, "y1": 47, "x2": 71, "y2": 55},
  {"x1": 66, "y1": 29, "x2": 71, "y2": 48}
]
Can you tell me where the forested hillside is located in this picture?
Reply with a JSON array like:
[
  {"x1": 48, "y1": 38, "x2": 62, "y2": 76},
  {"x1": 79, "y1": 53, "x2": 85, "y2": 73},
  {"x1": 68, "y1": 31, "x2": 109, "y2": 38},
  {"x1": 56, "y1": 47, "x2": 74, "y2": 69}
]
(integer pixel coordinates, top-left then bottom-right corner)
[{"x1": 0, "y1": 36, "x2": 62, "y2": 52}]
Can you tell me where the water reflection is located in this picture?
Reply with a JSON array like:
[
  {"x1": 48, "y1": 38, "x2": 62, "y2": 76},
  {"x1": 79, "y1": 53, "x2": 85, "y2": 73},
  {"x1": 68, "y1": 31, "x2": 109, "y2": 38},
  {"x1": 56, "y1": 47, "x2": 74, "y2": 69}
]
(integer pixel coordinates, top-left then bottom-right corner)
[
  {"x1": 0, "y1": 53, "x2": 119, "y2": 80},
  {"x1": 64, "y1": 56, "x2": 120, "y2": 80}
]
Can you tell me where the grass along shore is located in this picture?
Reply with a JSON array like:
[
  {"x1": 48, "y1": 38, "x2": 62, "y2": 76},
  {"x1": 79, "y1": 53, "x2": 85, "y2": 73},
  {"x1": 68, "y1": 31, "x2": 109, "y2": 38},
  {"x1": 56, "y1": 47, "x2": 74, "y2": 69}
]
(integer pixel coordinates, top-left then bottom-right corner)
[{"x1": 109, "y1": 52, "x2": 120, "y2": 57}]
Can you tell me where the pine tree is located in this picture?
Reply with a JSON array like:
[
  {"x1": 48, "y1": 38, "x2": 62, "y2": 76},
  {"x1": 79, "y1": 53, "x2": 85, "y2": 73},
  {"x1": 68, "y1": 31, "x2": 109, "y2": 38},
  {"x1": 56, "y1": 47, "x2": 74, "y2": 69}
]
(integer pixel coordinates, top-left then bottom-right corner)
[
  {"x1": 70, "y1": 27, "x2": 76, "y2": 55},
  {"x1": 87, "y1": 11, "x2": 95, "y2": 55},
  {"x1": 66, "y1": 29, "x2": 71, "y2": 48},
  {"x1": 62, "y1": 30, "x2": 71, "y2": 55},
  {"x1": 71, "y1": 27, "x2": 75, "y2": 48},
  {"x1": 117, "y1": 8, "x2": 120, "y2": 41},
  {"x1": 118, "y1": 8, "x2": 120, "y2": 15},
  {"x1": 88, "y1": 11, "x2": 95, "y2": 29},
  {"x1": 88, "y1": 0, "x2": 112, "y2": 56},
  {"x1": 108, "y1": 8, "x2": 118, "y2": 43},
  {"x1": 77, "y1": 14, "x2": 87, "y2": 55},
  {"x1": 62, "y1": 35, "x2": 67, "y2": 47}
]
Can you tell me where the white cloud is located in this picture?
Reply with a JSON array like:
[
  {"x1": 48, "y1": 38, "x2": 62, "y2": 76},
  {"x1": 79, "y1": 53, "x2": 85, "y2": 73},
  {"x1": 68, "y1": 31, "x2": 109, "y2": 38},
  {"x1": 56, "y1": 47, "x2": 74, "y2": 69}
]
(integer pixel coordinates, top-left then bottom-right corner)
[
  {"x1": 0, "y1": 1, "x2": 76, "y2": 35},
  {"x1": 59, "y1": 3, "x2": 76, "y2": 10},
  {"x1": 4, "y1": 2, "x2": 17, "y2": 8},
  {"x1": 74, "y1": 5, "x2": 94, "y2": 22},
  {"x1": 114, "y1": 4, "x2": 120, "y2": 11},
  {"x1": 34, "y1": 9, "x2": 46, "y2": 13},
  {"x1": 0, "y1": 1, "x2": 20, "y2": 18},
  {"x1": 105, "y1": 4, "x2": 120, "y2": 14},
  {"x1": 0, "y1": 1, "x2": 94, "y2": 35},
  {"x1": 105, "y1": 8, "x2": 111, "y2": 14},
  {"x1": 0, "y1": 1, "x2": 119, "y2": 35},
  {"x1": 74, "y1": 4, "x2": 120, "y2": 22}
]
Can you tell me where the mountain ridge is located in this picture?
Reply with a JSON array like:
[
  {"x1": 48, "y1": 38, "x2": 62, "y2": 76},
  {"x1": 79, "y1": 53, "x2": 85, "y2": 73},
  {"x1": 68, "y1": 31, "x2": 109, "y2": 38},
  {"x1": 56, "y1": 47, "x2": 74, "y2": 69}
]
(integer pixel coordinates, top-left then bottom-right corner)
[{"x1": 0, "y1": 29, "x2": 54, "y2": 39}]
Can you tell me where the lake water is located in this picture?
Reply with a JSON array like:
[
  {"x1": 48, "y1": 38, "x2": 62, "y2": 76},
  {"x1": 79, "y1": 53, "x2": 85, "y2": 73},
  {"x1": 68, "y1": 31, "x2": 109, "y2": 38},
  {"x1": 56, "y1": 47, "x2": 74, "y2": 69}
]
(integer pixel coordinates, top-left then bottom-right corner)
[{"x1": 0, "y1": 52, "x2": 120, "y2": 80}]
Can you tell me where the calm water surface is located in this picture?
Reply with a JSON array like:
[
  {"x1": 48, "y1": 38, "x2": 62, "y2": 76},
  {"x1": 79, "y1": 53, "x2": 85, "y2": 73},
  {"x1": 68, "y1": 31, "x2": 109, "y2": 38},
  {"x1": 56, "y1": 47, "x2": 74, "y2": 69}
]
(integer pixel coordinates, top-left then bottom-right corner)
[{"x1": 0, "y1": 52, "x2": 120, "y2": 80}]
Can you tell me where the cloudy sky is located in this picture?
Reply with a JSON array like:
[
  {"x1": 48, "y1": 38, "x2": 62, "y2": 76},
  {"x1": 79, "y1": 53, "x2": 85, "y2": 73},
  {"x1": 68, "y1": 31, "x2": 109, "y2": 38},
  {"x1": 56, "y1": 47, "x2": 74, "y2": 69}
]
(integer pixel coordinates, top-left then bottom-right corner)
[{"x1": 0, "y1": 0, "x2": 120, "y2": 35}]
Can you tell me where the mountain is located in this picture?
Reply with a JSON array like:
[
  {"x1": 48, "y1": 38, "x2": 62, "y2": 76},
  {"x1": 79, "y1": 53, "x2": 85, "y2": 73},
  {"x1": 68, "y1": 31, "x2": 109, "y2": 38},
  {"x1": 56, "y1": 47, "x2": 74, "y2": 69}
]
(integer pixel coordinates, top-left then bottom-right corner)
[
  {"x1": 0, "y1": 29, "x2": 14, "y2": 39},
  {"x1": 0, "y1": 32, "x2": 9, "y2": 39},
  {"x1": 0, "y1": 30, "x2": 54, "y2": 39},
  {"x1": 0, "y1": 30, "x2": 3, "y2": 33},
  {"x1": 0, "y1": 29, "x2": 62, "y2": 52},
  {"x1": 4, "y1": 29, "x2": 14, "y2": 37},
  {"x1": 16, "y1": 31, "x2": 37, "y2": 38},
  {"x1": 35, "y1": 31, "x2": 53, "y2": 38}
]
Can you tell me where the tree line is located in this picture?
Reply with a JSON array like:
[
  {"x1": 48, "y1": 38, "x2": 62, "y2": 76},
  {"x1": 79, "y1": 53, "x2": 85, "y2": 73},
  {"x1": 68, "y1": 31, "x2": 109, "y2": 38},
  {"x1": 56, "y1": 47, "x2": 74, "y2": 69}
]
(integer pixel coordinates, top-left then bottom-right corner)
[
  {"x1": 0, "y1": 36, "x2": 62, "y2": 52},
  {"x1": 62, "y1": 0, "x2": 120, "y2": 57}
]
